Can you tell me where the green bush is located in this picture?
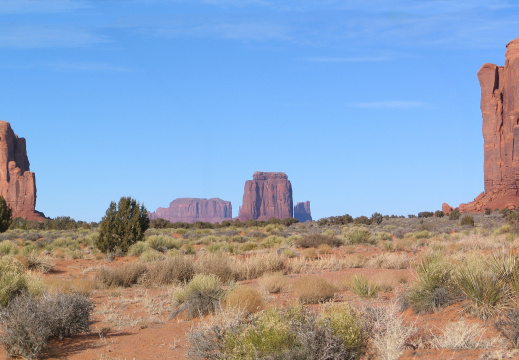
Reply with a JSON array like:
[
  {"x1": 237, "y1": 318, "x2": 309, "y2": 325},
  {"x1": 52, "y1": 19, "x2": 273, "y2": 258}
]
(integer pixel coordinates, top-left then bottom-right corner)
[
  {"x1": 460, "y1": 215, "x2": 475, "y2": 227},
  {"x1": 346, "y1": 228, "x2": 373, "y2": 244},
  {"x1": 96, "y1": 196, "x2": 150, "y2": 253},
  {"x1": 188, "y1": 305, "x2": 367, "y2": 360},
  {"x1": 0, "y1": 196, "x2": 12, "y2": 233},
  {"x1": 350, "y1": 275, "x2": 379, "y2": 298},
  {"x1": 404, "y1": 253, "x2": 458, "y2": 313},
  {"x1": 170, "y1": 274, "x2": 224, "y2": 319},
  {"x1": 145, "y1": 235, "x2": 181, "y2": 252},
  {"x1": 0, "y1": 259, "x2": 27, "y2": 306},
  {"x1": 0, "y1": 240, "x2": 18, "y2": 256}
]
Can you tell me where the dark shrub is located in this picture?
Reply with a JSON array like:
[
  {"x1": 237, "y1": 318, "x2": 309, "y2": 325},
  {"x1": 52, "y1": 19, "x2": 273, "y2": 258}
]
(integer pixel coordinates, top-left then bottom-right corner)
[
  {"x1": 294, "y1": 234, "x2": 343, "y2": 248},
  {"x1": 434, "y1": 210, "x2": 444, "y2": 218},
  {"x1": 353, "y1": 216, "x2": 371, "y2": 225},
  {"x1": 418, "y1": 211, "x2": 434, "y2": 218},
  {"x1": 449, "y1": 208, "x2": 461, "y2": 220},
  {"x1": 460, "y1": 215, "x2": 475, "y2": 226},
  {"x1": 0, "y1": 292, "x2": 93, "y2": 359},
  {"x1": 370, "y1": 212, "x2": 383, "y2": 225},
  {"x1": 485, "y1": 208, "x2": 492, "y2": 215}
]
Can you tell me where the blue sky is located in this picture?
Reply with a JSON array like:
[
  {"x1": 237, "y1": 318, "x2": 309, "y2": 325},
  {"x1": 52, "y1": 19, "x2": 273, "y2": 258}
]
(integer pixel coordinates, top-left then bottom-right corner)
[{"x1": 1, "y1": 0, "x2": 519, "y2": 222}]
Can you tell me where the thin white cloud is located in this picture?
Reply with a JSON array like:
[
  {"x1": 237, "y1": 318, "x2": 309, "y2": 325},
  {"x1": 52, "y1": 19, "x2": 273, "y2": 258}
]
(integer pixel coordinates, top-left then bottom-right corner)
[
  {"x1": 0, "y1": 26, "x2": 109, "y2": 48},
  {"x1": 351, "y1": 101, "x2": 427, "y2": 109}
]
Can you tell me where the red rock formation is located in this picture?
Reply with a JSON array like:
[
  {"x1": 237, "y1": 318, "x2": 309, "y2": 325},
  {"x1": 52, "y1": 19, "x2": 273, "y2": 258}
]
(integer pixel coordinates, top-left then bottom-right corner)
[
  {"x1": 238, "y1": 172, "x2": 293, "y2": 222},
  {"x1": 0, "y1": 121, "x2": 43, "y2": 221},
  {"x1": 442, "y1": 203, "x2": 453, "y2": 215},
  {"x1": 294, "y1": 201, "x2": 312, "y2": 222},
  {"x1": 459, "y1": 38, "x2": 519, "y2": 212},
  {"x1": 149, "y1": 198, "x2": 232, "y2": 223}
]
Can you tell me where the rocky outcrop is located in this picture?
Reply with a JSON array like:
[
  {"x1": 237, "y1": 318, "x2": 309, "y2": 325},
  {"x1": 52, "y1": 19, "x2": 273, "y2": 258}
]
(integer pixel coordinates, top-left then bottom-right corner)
[
  {"x1": 294, "y1": 201, "x2": 312, "y2": 222},
  {"x1": 442, "y1": 203, "x2": 453, "y2": 215},
  {"x1": 457, "y1": 38, "x2": 519, "y2": 212},
  {"x1": 149, "y1": 198, "x2": 232, "y2": 223},
  {"x1": 238, "y1": 172, "x2": 293, "y2": 221},
  {"x1": 0, "y1": 121, "x2": 43, "y2": 221}
]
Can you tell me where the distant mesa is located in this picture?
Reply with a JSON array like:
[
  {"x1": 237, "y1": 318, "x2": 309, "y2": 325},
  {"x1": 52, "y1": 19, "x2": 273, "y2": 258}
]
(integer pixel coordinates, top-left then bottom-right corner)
[
  {"x1": 294, "y1": 201, "x2": 312, "y2": 222},
  {"x1": 239, "y1": 171, "x2": 293, "y2": 222},
  {"x1": 453, "y1": 38, "x2": 519, "y2": 212},
  {"x1": 149, "y1": 198, "x2": 232, "y2": 223},
  {"x1": 0, "y1": 121, "x2": 44, "y2": 221}
]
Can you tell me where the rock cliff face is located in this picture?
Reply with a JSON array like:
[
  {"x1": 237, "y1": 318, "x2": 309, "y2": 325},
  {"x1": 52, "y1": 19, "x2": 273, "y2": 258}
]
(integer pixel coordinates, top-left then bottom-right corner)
[
  {"x1": 149, "y1": 198, "x2": 232, "y2": 223},
  {"x1": 294, "y1": 201, "x2": 312, "y2": 222},
  {"x1": 0, "y1": 121, "x2": 43, "y2": 221},
  {"x1": 459, "y1": 38, "x2": 519, "y2": 212},
  {"x1": 238, "y1": 172, "x2": 293, "y2": 221}
]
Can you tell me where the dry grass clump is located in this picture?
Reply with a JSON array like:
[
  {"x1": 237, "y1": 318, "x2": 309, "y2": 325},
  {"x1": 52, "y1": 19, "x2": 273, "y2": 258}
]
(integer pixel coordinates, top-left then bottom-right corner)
[
  {"x1": 147, "y1": 256, "x2": 194, "y2": 285},
  {"x1": 366, "y1": 302, "x2": 416, "y2": 360},
  {"x1": 25, "y1": 252, "x2": 54, "y2": 273},
  {"x1": 433, "y1": 319, "x2": 489, "y2": 349},
  {"x1": 195, "y1": 254, "x2": 238, "y2": 283},
  {"x1": 317, "y1": 243, "x2": 332, "y2": 254},
  {"x1": 237, "y1": 253, "x2": 285, "y2": 280},
  {"x1": 96, "y1": 262, "x2": 147, "y2": 288},
  {"x1": 0, "y1": 240, "x2": 18, "y2": 256},
  {"x1": 365, "y1": 253, "x2": 410, "y2": 269},
  {"x1": 294, "y1": 233, "x2": 343, "y2": 248},
  {"x1": 222, "y1": 286, "x2": 265, "y2": 314},
  {"x1": 44, "y1": 278, "x2": 95, "y2": 296},
  {"x1": 292, "y1": 275, "x2": 337, "y2": 304},
  {"x1": 302, "y1": 248, "x2": 318, "y2": 260},
  {"x1": 258, "y1": 272, "x2": 288, "y2": 293}
]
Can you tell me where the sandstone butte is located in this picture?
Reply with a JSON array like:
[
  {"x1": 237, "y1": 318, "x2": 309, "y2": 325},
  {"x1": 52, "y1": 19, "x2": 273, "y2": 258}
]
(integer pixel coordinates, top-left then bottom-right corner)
[
  {"x1": 294, "y1": 201, "x2": 312, "y2": 222},
  {"x1": 0, "y1": 121, "x2": 44, "y2": 221},
  {"x1": 447, "y1": 38, "x2": 519, "y2": 212},
  {"x1": 238, "y1": 171, "x2": 293, "y2": 222},
  {"x1": 148, "y1": 198, "x2": 232, "y2": 223}
]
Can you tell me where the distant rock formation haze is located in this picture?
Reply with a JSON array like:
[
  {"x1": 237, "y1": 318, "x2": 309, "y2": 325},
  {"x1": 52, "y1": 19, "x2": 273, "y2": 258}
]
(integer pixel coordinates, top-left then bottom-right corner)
[
  {"x1": 294, "y1": 201, "x2": 312, "y2": 222},
  {"x1": 149, "y1": 198, "x2": 232, "y2": 223},
  {"x1": 238, "y1": 171, "x2": 293, "y2": 221},
  {"x1": 458, "y1": 38, "x2": 519, "y2": 211},
  {"x1": 0, "y1": 121, "x2": 44, "y2": 221}
]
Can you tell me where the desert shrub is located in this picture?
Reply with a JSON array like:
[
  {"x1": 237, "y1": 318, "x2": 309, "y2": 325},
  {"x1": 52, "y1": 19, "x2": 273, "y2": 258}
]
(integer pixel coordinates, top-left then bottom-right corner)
[
  {"x1": 0, "y1": 259, "x2": 28, "y2": 306},
  {"x1": 435, "y1": 210, "x2": 445, "y2": 218},
  {"x1": 260, "y1": 235, "x2": 283, "y2": 249},
  {"x1": 96, "y1": 262, "x2": 147, "y2": 288},
  {"x1": 346, "y1": 228, "x2": 373, "y2": 244},
  {"x1": 258, "y1": 272, "x2": 287, "y2": 293},
  {"x1": 127, "y1": 241, "x2": 150, "y2": 256},
  {"x1": 170, "y1": 274, "x2": 224, "y2": 319},
  {"x1": 294, "y1": 233, "x2": 342, "y2": 248},
  {"x1": 188, "y1": 305, "x2": 367, "y2": 360},
  {"x1": 455, "y1": 263, "x2": 511, "y2": 320},
  {"x1": 147, "y1": 256, "x2": 194, "y2": 285},
  {"x1": 146, "y1": 235, "x2": 181, "y2": 252},
  {"x1": 495, "y1": 308, "x2": 519, "y2": 348},
  {"x1": 195, "y1": 254, "x2": 237, "y2": 283},
  {"x1": 25, "y1": 252, "x2": 54, "y2": 273},
  {"x1": 139, "y1": 248, "x2": 164, "y2": 262},
  {"x1": 302, "y1": 248, "x2": 318, "y2": 260},
  {"x1": 350, "y1": 275, "x2": 379, "y2": 298},
  {"x1": 45, "y1": 278, "x2": 95, "y2": 296},
  {"x1": 449, "y1": 208, "x2": 461, "y2": 220},
  {"x1": 367, "y1": 303, "x2": 416, "y2": 360},
  {"x1": 434, "y1": 319, "x2": 486, "y2": 349},
  {"x1": 317, "y1": 243, "x2": 332, "y2": 254},
  {"x1": 495, "y1": 224, "x2": 512, "y2": 235},
  {"x1": 239, "y1": 242, "x2": 258, "y2": 252},
  {"x1": 223, "y1": 286, "x2": 265, "y2": 314},
  {"x1": 0, "y1": 240, "x2": 18, "y2": 256},
  {"x1": 365, "y1": 253, "x2": 410, "y2": 269},
  {"x1": 404, "y1": 253, "x2": 458, "y2": 313},
  {"x1": 293, "y1": 275, "x2": 337, "y2": 304},
  {"x1": 96, "y1": 196, "x2": 150, "y2": 253},
  {"x1": 237, "y1": 253, "x2": 285, "y2": 280},
  {"x1": 460, "y1": 215, "x2": 475, "y2": 227},
  {"x1": 0, "y1": 292, "x2": 93, "y2": 359},
  {"x1": 412, "y1": 230, "x2": 431, "y2": 239},
  {"x1": 354, "y1": 216, "x2": 372, "y2": 225}
]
